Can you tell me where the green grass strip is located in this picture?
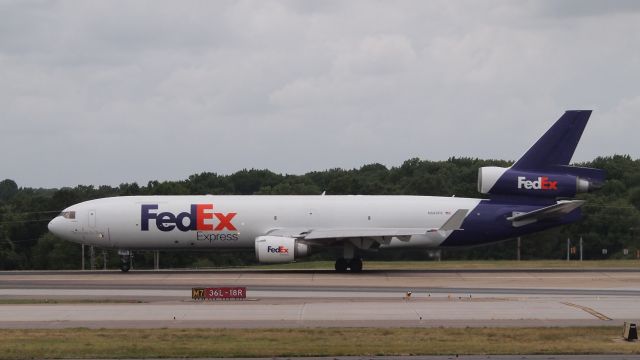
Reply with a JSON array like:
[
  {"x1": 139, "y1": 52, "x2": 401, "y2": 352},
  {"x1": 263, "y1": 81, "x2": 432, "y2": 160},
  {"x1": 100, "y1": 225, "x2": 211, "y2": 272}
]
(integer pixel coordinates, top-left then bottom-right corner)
[{"x1": 0, "y1": 327, "x2": 638, "y2": 358}]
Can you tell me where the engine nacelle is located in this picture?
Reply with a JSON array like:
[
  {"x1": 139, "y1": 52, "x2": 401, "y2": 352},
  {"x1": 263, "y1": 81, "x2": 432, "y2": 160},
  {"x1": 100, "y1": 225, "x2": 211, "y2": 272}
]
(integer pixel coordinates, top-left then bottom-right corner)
[
  {"x1": 478, "y1": 166, "x2": 601, "y2": 198},
  {"x1": 255, "y1": 236, "x2": 311, "y2": 264}
]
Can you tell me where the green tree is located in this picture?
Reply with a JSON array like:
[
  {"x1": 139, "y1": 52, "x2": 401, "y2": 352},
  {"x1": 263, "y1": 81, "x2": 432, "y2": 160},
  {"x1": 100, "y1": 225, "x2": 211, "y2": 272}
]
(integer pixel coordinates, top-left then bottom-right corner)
[
  {"x1": 31, "y1": 233, "x2": 81, "y2": 270},
  {"x1": 2, "y1": 155, "x2": 639, "y2": 268},
  {"x1": 0, "y1": 179, "x2": 18, "y2": 202}
]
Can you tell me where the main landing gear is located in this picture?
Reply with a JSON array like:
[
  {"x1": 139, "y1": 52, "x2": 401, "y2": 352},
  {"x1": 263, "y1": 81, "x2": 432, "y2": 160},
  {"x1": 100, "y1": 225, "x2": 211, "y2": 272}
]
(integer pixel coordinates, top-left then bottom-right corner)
[
  {"x1": 334, "y1": 257, "x2": 363, "y2": 273},
  {"x1": 335, "y1": 242, "x2": 363, "y2": 273}
]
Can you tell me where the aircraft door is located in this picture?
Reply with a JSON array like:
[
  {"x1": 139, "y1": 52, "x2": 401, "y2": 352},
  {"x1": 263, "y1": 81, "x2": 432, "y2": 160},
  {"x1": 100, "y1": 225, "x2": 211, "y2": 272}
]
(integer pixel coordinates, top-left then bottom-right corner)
[{"x1": 88, "y1": 209, "x2": 96, "y2": 228}]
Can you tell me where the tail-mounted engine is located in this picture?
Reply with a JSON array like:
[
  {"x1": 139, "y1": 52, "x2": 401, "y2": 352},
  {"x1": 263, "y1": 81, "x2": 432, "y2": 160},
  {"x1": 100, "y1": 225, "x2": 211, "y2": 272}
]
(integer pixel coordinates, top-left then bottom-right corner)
[
  {"x1": 478, "y1": 166, "x2": 604, "y2": 199},
  {"x1": 255, "y1": 236, "x2": 312, "y2": 263}
]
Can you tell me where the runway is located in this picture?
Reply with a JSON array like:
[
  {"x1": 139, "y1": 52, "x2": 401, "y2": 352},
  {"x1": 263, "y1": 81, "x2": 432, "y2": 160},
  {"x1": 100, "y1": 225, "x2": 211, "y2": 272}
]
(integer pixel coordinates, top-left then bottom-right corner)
[{"x1": 1, "y1": 268, "x2": 639, "y2": 328}]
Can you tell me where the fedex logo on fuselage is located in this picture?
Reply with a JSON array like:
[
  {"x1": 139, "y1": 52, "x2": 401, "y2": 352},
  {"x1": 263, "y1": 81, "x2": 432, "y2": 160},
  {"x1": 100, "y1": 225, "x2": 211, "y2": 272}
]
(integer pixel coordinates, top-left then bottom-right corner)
[
  {"x1": 517, "y1": 176, "x2": 558, "y2": 190},
  {"x1": 141, "y1": 204, "x2": 237, "y2": 232},
  {"x1": 267, "y1": 245, "x2": 289, "y2": 254}
]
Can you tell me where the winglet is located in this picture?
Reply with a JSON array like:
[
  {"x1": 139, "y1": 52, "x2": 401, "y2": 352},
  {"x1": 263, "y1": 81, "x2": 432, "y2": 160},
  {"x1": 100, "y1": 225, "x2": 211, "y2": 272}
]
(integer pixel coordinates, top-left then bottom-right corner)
[{"x1": 440, "y1": 209, "x2": 468, "y2": 231}]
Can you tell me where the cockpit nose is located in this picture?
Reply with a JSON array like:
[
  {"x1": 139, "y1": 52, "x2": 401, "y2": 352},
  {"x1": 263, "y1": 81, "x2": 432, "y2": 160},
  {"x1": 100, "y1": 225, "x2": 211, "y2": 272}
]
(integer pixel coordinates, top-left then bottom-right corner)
[
  {"x1": 47, "y1": 217, "x2": 63, "y2": 237},
  {"x1": 48, "y1": 209, "x2": 76, "y2": 239}
]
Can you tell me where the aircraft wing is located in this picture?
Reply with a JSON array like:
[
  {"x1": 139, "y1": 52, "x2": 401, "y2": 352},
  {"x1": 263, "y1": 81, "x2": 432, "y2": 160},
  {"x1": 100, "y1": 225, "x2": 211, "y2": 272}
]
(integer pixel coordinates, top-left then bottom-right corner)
[
  {"x1": 303, "y1": 228, "x2": 431, "y2": 240},
  {"x1": 266, "y1": 227, "x2": 428, "y2": 241},
  {"x1": 265, "y1": 209, "x2": 469, "y2": 243}
]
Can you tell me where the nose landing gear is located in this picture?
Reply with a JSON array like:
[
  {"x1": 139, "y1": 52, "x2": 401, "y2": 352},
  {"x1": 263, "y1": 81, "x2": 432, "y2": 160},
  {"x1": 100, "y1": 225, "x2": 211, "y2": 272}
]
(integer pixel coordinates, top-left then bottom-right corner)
[
  {"x1": 120, "y1": 256, "x2": 130, "y2": 272},
  {"x1": 118, "y1": 250, "x2": 132, "y2": 272}
]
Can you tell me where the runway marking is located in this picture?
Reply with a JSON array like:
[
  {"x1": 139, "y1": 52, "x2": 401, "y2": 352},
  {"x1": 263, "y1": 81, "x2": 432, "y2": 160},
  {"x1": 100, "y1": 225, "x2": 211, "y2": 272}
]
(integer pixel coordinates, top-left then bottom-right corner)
[
  {"x1": 560, "y1": 302, "x2": 612, "y2": 321},
  {"x1": 404, "y1": 300, "x2": 423, "y2": 321},
  {"x1": 297, "y1": 303, "x2": 306, "y2": 322}
]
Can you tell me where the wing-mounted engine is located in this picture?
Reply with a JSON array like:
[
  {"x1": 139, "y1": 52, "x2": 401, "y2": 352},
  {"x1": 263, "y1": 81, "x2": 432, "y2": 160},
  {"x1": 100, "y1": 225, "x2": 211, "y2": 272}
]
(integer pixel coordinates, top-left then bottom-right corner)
[
  {"x1": 254, "y1": 236, "x2": 312, "y2": 264},
  {"x1": 478, "y1": 166, "x2": 604, "y2": 199}
]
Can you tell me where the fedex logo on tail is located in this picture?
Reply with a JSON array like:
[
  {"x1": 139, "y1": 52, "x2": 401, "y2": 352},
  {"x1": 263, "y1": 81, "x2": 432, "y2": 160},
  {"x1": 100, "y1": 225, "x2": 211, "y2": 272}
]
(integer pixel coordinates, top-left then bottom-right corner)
[
  {"x1": 141, "y1": 204, "x2": 237, "y2": 232},
  {"x1": 517, "y1": 176, "x2": 558, "y2": 190}
]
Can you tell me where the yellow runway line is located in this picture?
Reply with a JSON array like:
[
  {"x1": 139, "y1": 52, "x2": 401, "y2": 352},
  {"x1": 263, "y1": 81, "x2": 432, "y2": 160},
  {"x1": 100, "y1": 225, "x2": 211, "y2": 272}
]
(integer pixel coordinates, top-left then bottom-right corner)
[{"x1": 560, "y1": 301, "x2": 612, "y2": 321}]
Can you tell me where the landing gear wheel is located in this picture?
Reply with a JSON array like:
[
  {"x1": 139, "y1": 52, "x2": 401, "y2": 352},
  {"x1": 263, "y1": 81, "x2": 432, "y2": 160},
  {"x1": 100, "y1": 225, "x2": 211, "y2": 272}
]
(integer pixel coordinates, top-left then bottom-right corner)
[
  {"x1": 120, "y1": 255, "x2": 131, "y2": 272},
  {"x1": 335, "y1": 258, "x2": 348, "y2": 273},
  {"x1": 349, "y1": 258, "x2": 363, "y2": 273}
]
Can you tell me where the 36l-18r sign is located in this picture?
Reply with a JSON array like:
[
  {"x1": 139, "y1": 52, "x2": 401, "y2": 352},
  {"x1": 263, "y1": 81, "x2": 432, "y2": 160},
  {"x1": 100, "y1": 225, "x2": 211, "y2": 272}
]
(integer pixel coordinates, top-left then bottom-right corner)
[{"x1": 192, "y1": 287, "x2": 246, "y2": 300}]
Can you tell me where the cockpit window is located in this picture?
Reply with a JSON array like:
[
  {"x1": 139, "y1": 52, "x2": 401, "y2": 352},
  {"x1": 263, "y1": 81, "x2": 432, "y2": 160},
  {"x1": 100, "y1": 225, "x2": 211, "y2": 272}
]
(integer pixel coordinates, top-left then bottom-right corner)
[{"x1": 59, "y1": 211, "x2": 76, "y2": 219}]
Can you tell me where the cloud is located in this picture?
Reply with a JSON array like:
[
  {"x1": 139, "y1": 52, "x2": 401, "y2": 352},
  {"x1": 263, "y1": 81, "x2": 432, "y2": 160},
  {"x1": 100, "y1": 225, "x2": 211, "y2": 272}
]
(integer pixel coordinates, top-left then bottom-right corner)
[
  {"x1": 536, "y1": 0, "x2": 640, "y2": 18},
  {"x1": 1, "y1": 0, "x2": 639, "y2": 187}
]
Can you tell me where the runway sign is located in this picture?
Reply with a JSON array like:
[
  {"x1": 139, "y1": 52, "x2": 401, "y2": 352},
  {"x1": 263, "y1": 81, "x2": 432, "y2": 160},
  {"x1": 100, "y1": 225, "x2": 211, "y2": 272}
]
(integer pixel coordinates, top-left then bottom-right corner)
[{"x1": 192, "y1": 287, "x2": 246, "y2": 300}]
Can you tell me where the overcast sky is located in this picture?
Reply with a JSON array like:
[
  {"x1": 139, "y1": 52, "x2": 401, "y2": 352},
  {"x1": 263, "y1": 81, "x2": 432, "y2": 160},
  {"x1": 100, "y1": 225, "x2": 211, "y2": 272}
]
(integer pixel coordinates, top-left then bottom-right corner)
[{"x1": 1, "y1": 1, "x2": 639, "y2": 188}]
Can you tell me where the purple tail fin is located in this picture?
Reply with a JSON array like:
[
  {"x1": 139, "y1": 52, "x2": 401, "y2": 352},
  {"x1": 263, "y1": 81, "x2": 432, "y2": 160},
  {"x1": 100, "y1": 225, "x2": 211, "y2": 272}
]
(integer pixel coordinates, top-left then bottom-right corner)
[
  {"x1": 478, "y1": 110, "x2": 605, "y2": 200},
  {"x1": 512, "y1": 110, "x2": 605, "y2": 185},
  {"x1": 513, "y1": 110, "x2": 591, "y2": 170}
]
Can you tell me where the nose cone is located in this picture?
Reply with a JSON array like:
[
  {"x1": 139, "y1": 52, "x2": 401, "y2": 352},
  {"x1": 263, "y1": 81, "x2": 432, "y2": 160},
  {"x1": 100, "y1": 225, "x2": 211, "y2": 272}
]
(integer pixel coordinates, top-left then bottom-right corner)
[{"x1": 48, "y1": 217, "x2": 63, "y2": 238}]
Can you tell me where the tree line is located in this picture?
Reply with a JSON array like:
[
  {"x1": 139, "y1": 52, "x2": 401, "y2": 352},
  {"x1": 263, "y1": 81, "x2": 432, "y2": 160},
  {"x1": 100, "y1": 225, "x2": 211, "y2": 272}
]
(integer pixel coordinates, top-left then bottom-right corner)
[{"x1": 1, "y1": 155, "x2": 639, "y2": 270}]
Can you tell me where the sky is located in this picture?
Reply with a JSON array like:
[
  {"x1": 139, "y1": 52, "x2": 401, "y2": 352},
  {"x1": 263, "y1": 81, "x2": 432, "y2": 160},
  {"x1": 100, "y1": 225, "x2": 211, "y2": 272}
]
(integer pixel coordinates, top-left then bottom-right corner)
[{"x1": 1, "y1": 0, "x2": 639, "y2": 188}]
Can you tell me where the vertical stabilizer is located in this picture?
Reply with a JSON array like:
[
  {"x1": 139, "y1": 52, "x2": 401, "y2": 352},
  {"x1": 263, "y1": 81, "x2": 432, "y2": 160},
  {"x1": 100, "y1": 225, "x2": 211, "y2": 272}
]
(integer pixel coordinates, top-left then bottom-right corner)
[
  {"x1": 477, "y1": 110, "x2": 605, "y2": 199},
  {"x1": 512, "y1": 110, "x2": 591, "y2": 170}
]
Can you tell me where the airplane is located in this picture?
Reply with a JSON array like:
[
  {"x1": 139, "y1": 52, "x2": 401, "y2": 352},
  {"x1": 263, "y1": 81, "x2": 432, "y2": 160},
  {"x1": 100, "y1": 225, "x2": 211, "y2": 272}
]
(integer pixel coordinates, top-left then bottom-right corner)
[{"x1": 48, "y1": 110, "x2": 605, "y2": 272}]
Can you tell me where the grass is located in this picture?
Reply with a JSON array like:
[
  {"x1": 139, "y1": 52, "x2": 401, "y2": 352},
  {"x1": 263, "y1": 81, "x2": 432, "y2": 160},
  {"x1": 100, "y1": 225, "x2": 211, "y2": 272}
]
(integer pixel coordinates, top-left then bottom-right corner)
[
  {"x1": 248, "y1": 259, "x2": 640, "y2": 271},
  {"x1": 0, "y1": 327, "x2": 638, "y2": 358}
]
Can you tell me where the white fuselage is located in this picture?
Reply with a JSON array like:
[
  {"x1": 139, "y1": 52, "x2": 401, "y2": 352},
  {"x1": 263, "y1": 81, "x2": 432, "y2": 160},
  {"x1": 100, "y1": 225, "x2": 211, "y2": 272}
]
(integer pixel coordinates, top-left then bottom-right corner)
[{"x1": 48, "y1": 195, "x2": 481, "y2": 250}]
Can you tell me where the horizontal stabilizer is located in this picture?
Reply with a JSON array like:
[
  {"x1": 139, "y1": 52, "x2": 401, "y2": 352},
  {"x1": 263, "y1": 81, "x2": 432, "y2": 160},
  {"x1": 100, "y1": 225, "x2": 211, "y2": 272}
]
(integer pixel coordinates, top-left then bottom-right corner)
[{"x1": 506, "y1": 200, "x2": 585, "y2": 227}]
